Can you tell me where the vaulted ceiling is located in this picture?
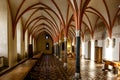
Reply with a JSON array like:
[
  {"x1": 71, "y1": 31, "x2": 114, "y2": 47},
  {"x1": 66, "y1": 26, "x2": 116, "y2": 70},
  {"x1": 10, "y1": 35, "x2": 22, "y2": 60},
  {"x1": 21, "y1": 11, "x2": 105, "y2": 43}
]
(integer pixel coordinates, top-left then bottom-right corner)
[{"x1": 8, "y1": 0, "x2": 120, "y2": 41}]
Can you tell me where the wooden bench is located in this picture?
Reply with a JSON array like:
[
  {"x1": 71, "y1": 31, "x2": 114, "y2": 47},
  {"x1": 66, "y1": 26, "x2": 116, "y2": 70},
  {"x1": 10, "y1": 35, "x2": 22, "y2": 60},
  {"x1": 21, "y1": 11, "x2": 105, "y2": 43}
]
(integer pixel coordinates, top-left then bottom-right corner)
[
  {"x1": 103, "y1": 59, "x2": 120, "y2": 75},
  {"x1": 0, "y1": 53, "x2": 43, "y2": 80}
]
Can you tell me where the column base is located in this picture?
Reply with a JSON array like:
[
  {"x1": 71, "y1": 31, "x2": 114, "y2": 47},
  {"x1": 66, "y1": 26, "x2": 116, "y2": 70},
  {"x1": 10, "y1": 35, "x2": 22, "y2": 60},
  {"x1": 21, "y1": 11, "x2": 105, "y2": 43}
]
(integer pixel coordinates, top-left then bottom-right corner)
[
  {"x1": 59, "y1": 58, "x2": 62, "y2": 61},
  {"x1": 63, "y1": 63, "x2": 67, "y2": 70},
  {"x1": 63, "y1": 63, "x2": 67, "y2": 67},
  {"x1": 74, "y1": 73, "x2": 81, "y2": 79},
  {"x1": 56, "y1": 56, "x2": 59, "y2": 59}
]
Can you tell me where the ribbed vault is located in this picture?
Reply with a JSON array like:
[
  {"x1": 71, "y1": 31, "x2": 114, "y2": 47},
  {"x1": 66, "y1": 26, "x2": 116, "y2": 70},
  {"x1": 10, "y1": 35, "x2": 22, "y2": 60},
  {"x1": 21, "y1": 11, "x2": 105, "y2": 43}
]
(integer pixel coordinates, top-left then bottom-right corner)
[{"x1": 8, "y1": 0, "x2": 120, "y2": 41}]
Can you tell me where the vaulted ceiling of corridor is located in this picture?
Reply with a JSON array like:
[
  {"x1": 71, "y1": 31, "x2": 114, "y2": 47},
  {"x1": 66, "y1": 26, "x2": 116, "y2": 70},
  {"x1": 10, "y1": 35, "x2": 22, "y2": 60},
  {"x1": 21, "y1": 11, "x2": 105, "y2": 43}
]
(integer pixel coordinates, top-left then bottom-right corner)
[{"x1": 8, "y1": 0, "x2": 120, "y2": 41}]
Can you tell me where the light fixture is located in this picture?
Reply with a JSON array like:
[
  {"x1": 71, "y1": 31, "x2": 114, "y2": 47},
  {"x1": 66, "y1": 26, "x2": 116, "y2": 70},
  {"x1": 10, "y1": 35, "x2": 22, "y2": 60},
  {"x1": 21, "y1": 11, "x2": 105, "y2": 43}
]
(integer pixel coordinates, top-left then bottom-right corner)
[{"x1": 118, "y1": 5, "x2": 120, "y2": 8}]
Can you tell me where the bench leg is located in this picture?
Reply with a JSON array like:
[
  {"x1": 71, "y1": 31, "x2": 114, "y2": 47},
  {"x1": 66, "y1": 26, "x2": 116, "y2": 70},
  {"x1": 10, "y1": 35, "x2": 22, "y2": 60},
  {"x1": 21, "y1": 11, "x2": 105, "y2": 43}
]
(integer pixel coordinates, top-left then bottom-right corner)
[
  {"x1": 113, "y1": 66, "x2": 118, "y2": 74},
  {"x1": 103, "y1": 63, "x2": 108, "y2": 70},
  {"x1": 117, "y1": 68, "x2": 120, "y2": 77},
  {"x1": 102, "y1": 63, "x2": 111, "y2": 71}
]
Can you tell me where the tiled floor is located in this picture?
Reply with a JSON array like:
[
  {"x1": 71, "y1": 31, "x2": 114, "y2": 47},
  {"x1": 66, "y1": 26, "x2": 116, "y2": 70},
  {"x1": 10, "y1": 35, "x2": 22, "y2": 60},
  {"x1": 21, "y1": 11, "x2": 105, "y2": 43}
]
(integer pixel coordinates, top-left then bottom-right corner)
[
  {"x1": 67, "y1": 57, "x2": 119, "y2": 80},
  {"x1": 26, "y1": 54, "x2": 120, "y2": 80},
  {"x1": 1, "y1": 54, "x2": 120, "y2": 80},
  {"x1": 25, "y1": 54, "x2": 68, "y2": 80}
]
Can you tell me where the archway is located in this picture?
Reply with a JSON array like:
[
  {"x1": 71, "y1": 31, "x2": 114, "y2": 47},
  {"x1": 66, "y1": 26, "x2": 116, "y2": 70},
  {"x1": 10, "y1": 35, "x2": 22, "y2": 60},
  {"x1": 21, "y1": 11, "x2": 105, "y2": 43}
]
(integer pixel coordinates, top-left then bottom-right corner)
[{"x1": 36, "y1": 32, "x2": 53, "y2": 54}]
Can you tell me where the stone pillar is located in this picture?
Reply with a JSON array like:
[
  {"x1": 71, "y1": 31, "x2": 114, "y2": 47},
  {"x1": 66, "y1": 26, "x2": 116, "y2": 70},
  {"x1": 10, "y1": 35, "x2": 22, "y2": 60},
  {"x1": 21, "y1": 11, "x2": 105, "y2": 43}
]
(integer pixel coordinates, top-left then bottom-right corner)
[
  {"x1": 59, "y1": 40, "x2": 62, "y2": 61},
  {"x1": 75, "y1": 30, "x2": 81, "y2": 79},
  {"x1": 91, "y1": 40, "x2": 95, "y2": 61},
  {"x1": 63, "y1": 37, "x2": 67, "y2": 69},
  {"x1": 58, "y1": 43, "x2": 60, "y2": 59},
  {"x1": 54, "y1": 43, "x2": 56, "y2": 56},
  {"x1": 56, "y1": 42, "x2": 59, "y2": 59}
]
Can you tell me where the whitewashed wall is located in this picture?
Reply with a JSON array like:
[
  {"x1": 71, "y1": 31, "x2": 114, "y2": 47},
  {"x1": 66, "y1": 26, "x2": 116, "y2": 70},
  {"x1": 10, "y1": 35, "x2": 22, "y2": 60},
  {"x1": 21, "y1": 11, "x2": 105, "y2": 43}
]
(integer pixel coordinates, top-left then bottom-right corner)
[
  {"x1": 8, "y1": 2, "x2": 17, "y2": 67},
  {"x1": 83, "y1": 23, "x2": 120, "y2": 61},
  {"x1": 25, "y1": 30, "x2": 28, "y2": 57},
  {"x1": 84, "y1": 42, "x2": 89, "y2": 59},
  {"x1": 8, "y1": 1, "x2": 29, "y2": 67},
  {"x1": 0, "y1": 0, "x2": 8, "y2": 59},
  {"x1": 111, "y1": 25, "x2": 120, "y2": 61}
]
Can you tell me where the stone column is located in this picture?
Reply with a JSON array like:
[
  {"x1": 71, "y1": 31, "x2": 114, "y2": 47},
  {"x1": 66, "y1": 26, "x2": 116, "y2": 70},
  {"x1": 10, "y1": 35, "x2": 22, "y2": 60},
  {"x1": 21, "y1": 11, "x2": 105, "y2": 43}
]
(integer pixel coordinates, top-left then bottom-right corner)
[
  {"x1": 58, "y1": 42, "x2": 60, "y2": 59},
  {"x1": 54, "y1": 43, "x2": 56, "y2": 56},
  {"x1": 56, "y1": 42, "x2": 59, "y2": 59},
  {"x1": 91, "y1": 40, "x2": 95, "y2": 61},
  {"x1": 59, "y1": 40, "x2": 62, "y2": 61},
  {"x1": 75, "y1": 30, "x2": 81, "y2": 79},
  {"x1": 63, "y1": 37, "x2": 67, "y2": 69}
]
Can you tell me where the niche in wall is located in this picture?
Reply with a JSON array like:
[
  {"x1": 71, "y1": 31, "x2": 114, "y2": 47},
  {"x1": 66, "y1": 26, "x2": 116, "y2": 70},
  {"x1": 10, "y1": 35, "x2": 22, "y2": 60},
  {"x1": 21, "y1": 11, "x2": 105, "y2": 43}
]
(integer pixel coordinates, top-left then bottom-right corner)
[
  {"x1": 105, "y1": 38, "x2": 116, "y2": 48},
  {"x1": 45, "y1": 34, "x2": 49, "y2": 39},
  {"x1": 112, "y1": 38, "x2": 116, "y2": 48},
  {"x1": 106, "y1": 39, "x2": 109, "y2": 48},
  {"x1": 72, "y1": 46, "x2": 74, "y2": 52}
]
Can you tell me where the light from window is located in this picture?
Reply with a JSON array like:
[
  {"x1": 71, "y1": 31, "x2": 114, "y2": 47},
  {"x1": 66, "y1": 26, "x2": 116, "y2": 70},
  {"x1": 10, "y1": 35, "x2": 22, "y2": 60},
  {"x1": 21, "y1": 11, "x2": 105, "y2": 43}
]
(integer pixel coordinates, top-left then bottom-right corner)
[
  {"x1": 24, "y1": 30, "x2": 28, "y2": 58},
  {"x1": 45, "y1": 35, "x2": 49, "y2": 39},
  {"x1": 17, "y1": 23, "x2": 21, "y2": 54},
  {"x1": 46, "y1": 43, "x2": 49, "y2": 50}
]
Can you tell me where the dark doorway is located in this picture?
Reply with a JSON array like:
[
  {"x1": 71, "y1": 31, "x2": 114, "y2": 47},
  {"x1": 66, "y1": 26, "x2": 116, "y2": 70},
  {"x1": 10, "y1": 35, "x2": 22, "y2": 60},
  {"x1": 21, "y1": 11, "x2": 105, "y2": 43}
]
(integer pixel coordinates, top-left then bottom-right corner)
[
  {"x1": 62, "y1": 42, "x2": 64, "y2": 50},
  {"x1": 28, "y1": 44, "x2": 33, "y2": 58}
]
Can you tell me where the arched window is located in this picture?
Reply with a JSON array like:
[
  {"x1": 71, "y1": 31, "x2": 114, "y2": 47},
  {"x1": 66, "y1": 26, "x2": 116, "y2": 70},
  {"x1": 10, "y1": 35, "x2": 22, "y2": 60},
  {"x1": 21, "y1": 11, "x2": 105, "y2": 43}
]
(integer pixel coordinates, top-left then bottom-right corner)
[
  {"x1": 112, "y1": 38, "x2": 116, "y2": 48},
  {"x1": 106, "y1": 39, "x2": 109, "y2": 48},
  {"x1": 46, "y1": 43, "x2": 49, "y2": 50},
  {"x1": 45, "y1": 34, "x2": 49, "y2": 39},
  {"x1": 0, "y1": 0, "x2": 8, "y2": 67}
]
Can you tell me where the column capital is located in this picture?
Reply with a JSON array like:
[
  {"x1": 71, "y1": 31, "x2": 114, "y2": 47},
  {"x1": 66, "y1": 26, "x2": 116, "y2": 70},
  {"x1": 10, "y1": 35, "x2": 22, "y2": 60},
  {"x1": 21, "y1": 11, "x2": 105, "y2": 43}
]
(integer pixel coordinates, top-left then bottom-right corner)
[
  {"x1": 54, "y1": 43, "x2": 56, "y2": 45},
  {"x1": 56, "y1": 42, "x2": 59, "y2": 44},
  {"x1": 76, "y1": 30, "x2": 80, "y2": 37},
  {"x1": 91, "y1": 39, "x2": 95, "y2": 42}
]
